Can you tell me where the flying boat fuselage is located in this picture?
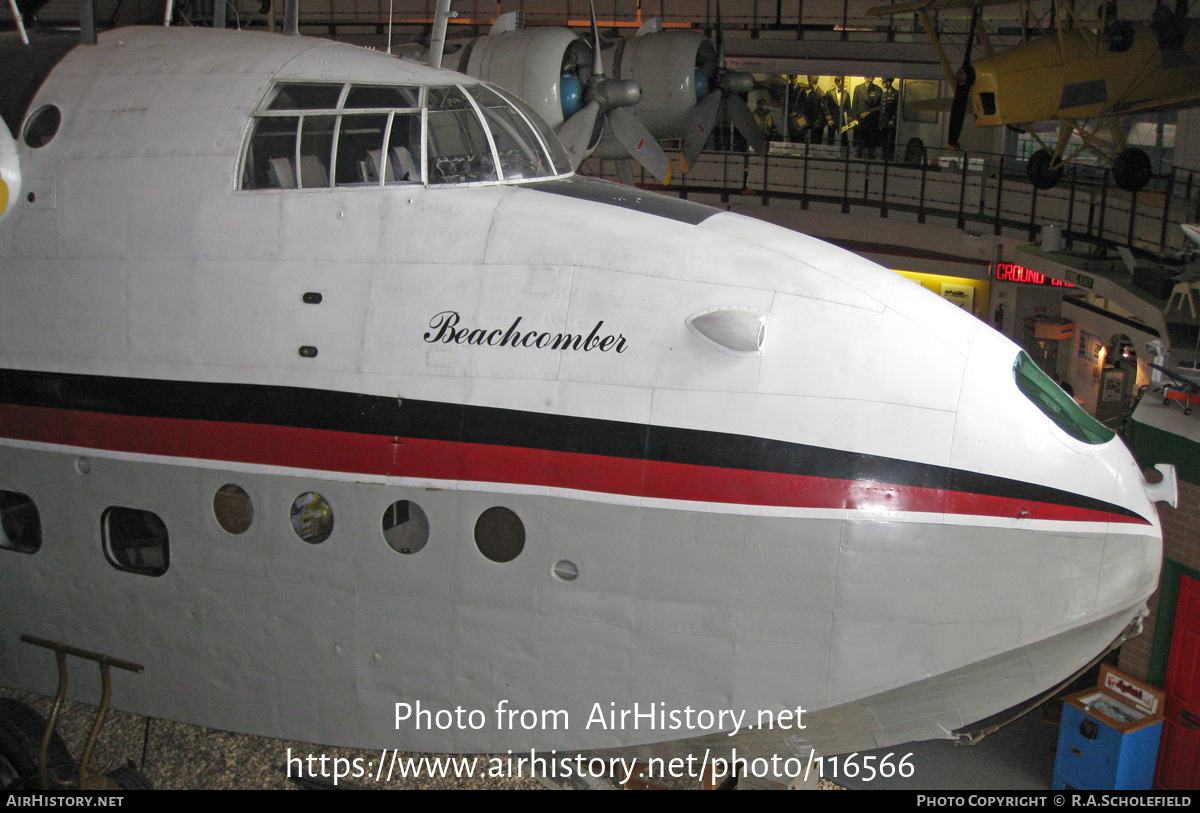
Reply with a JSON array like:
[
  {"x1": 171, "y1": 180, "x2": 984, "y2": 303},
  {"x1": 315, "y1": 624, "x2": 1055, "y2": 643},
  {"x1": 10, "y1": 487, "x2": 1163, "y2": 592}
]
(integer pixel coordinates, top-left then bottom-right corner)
[{"x1": 0, "y1": 27, "x2": 1168, "y2": 758}]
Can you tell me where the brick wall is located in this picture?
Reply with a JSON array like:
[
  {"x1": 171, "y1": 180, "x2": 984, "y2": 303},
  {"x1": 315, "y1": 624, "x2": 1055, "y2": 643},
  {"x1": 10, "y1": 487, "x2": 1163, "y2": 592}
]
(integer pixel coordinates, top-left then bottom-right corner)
[{"x1": 1119, "y1": 479, "x2": 1200, "y2": 682}]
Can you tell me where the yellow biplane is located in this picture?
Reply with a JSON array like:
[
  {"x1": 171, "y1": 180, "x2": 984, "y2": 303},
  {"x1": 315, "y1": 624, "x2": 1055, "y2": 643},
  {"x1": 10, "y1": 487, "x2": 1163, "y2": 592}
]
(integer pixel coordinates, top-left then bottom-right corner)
[{"x1": 868, "y1": 0, "x2": 1200, "y2": 191}]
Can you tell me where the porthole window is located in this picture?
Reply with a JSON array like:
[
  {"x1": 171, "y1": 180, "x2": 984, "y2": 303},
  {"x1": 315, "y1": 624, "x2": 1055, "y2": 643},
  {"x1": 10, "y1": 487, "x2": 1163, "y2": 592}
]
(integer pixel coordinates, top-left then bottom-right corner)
[
  {"x1": 290, "y1": 492, "x2": 334, "y2": 544},
  {"x1": 382, "y1": 499, "x2": 429, "y2": 554},
  {"x1": 0, "y1": 491, "x2": 42, "y2": 553},
  {"x1": 102, "y1": 506, "x2": 169, "y2": 576},
  {"x1": 213, "y1": 484, "x2": 253, "y2": 535},
  {"x1": 23, "y1": 105, "x2": 61, "y2": 148},
  {"x1": 474, "y1": 506, "x2": 524, "y2": 563}
]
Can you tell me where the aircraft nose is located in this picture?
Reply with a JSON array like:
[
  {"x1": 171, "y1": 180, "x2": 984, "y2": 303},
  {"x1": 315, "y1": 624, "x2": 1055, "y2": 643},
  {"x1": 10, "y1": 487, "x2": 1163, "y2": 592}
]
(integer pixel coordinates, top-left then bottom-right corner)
[{"x1": 946, "y1": 330, "x2": 1165, "y2": 630}]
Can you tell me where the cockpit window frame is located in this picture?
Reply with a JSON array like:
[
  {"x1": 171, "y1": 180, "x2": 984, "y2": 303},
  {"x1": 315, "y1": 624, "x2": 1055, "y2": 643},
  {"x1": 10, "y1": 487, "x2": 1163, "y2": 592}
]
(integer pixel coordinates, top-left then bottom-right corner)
[
  {"x1": 1013, "y1": 351, "x2": 1116, "y2": 445},
  {"x1": 238, "y1": 80, "x2": 571, "y2": 192},
  {"x1": 482, "y1": 84, "x2": 573, "y2": 176}
]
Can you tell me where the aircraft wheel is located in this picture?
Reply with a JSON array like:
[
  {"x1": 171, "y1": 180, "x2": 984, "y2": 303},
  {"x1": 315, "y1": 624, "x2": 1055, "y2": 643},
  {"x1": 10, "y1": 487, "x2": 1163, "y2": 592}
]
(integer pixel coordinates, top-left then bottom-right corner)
[
  {"x1": 1026, "y1": 149, "x2": 1063, "y2": 190},
  {"x1": 1113, "y1": 148, "x2": 1152, "y2": 191},
  {"x1": 105, "y1": 765, "x2": 154, "y2": 790},
  {"x1": 0, "y1": 699, "x2": 73, "y2": 789}
]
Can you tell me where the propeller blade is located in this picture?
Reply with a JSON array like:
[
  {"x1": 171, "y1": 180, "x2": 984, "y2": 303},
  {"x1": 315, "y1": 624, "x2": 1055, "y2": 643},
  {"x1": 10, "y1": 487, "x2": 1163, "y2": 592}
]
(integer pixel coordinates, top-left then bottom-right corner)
[
  {"x1": 726, "y1": 93, "x2": 766, "y2": 155},
  {"x1": 589, "y1": 0, "x2": 604, "y2": 76},
  {"x1": 962, "y1": 2, "x2": 979, "y2": 67},
  {"x1": 947, "y1": 78, "x2": 971, "y2": 147},
  {"x1": 715, "y1": 0, "x2": 725, "y2": 68},
  {"x1": 607, "y1": 106, "x2": 671, "y2": 183},
  {"x1": 682, "y1": 90, "x2": 722, "y2": 169},
  {"x1": 947, "y1": 63, "x2": 975, "y2": 148},
  {"x1": 556, "y1": 100, "x2": 601, "y2": 170},
  {"x1": 947, "y1": 2, "x2": 981, "y2": 149}
]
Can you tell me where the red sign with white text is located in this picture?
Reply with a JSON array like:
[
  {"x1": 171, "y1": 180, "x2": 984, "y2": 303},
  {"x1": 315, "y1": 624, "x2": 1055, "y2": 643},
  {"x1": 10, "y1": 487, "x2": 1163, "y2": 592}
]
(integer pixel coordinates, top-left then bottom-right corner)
[{"x1": 994, "y1": 263, "x2": 1075, "y2": 287}]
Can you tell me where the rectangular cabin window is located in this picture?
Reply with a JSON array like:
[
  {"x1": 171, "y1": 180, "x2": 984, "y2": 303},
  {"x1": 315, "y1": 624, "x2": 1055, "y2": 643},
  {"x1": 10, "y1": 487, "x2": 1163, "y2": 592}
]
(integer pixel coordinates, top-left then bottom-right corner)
[
  {"x1": 0, "y1": 491, "x2": 42, "y2": 554},
  {"x1": 268, "y1": 83, "x2": 343, "y2": 111},
  {"x1": 102, "y1": 506, "x2": 169, "y2": 577}
]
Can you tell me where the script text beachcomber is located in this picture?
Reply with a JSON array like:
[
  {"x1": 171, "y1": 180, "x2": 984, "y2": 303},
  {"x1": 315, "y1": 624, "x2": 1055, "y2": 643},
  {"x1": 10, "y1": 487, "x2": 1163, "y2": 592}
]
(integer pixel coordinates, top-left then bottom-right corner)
[{"x1": 424, "y1": 311, "x2": 628, "y2": 353}]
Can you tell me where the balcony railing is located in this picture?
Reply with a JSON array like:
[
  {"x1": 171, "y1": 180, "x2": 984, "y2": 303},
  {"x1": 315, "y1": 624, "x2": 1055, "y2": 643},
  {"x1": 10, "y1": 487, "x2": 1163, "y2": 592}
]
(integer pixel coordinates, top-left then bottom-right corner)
[{"x1": 586, "y1": 140, "x2": 1200, "y2": 262}]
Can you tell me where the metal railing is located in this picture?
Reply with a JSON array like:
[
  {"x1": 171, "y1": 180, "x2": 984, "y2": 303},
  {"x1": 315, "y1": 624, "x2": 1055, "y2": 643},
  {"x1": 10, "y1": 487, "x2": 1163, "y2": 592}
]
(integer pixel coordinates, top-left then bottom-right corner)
[
  {"x1": 12, "y1": 0, "x2": 1115, "y2": 46},
  {"x1": 589, "y1": 140, "x2": 1200, "y2": 261}
]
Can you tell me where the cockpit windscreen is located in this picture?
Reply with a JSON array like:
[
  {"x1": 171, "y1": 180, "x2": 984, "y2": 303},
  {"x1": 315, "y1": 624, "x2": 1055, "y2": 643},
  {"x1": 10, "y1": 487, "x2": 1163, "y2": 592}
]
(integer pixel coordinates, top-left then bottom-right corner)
[{"x1": 241, "y1": 81, "x2": 569, "y2": 190}]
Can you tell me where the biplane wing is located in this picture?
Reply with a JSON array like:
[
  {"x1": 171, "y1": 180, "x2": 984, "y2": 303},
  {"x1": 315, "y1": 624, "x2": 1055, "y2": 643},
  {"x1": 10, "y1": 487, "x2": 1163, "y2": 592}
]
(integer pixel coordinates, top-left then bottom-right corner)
[
  {"x1": 1109, "y1": 87, "x2": 1200, "y2": 116},
  {"x1": 867, "y1": 0, "x2": 1200, "y2": 191}
]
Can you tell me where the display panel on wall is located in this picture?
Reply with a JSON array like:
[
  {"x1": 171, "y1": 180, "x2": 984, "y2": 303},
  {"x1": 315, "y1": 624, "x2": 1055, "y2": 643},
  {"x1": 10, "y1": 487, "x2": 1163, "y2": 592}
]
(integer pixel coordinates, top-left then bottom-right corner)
[{"x1": 903, "y1": 79, "x2": 940, "y2": 124}]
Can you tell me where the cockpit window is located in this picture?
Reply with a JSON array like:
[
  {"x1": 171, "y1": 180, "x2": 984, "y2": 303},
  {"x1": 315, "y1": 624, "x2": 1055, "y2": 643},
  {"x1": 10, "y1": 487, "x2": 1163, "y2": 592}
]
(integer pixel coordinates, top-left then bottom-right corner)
[
  {"x1": 268, "y1": 83, "x2": 343, "y2": 110},
  {"x1": 243, "y1": 115, "x2": 298, "y2": 189},
  {"x1": 345, "y1": 85, "x2": 419, "y2": 109},
  {"x1": 485, "y1": 85, "x2": 572, "y2": 174},
  {"x1": 241, "y1": 80, "x2": 570, "y2": 191},
  {"x1": 1013, "y1": 352, "x2": 1115, "y2": 444},
  {"x1": 335, "y1": 113, "x2": 389, "y2": 185},
  {"x1": 426, "y1": 86, "x2": 498, "y2": 184},
  {"x1": 466, "y1": 85, "x2": 559, "y2": 181},
  {"x1": 299, "y1": 115, "x2": 335, "y2": 187}
]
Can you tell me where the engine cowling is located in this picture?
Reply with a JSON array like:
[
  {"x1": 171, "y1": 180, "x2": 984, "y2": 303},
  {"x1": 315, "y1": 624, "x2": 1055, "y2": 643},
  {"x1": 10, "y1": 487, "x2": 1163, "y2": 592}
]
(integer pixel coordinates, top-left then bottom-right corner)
[
  {"x1": 461, "y1": 27, "x2": 593, "y2": 130},
  {"x1": 612, "y1": 30, "x2": 715, "y2": 139},
  {"x1": 0, "y1": 123, "x2": 19, "y2": 222}
]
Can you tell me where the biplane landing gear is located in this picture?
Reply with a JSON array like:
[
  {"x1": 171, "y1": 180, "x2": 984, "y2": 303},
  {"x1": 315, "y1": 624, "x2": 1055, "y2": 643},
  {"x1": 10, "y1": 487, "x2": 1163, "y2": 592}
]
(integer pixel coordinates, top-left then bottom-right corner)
[
  {"x1": 1113, "y1": 147, "x2": 1152, "y2": 191},
  {"x1": 1026, "y1": 149, "x2": 1064, "y2": 190}
]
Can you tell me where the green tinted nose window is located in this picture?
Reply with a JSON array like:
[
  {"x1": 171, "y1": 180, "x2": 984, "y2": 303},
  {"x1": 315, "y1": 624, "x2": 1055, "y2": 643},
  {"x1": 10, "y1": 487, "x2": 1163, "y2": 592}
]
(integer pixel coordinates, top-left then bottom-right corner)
[{"x1": 1013, "y1": 351, "x2": 1114, "y2": 444}]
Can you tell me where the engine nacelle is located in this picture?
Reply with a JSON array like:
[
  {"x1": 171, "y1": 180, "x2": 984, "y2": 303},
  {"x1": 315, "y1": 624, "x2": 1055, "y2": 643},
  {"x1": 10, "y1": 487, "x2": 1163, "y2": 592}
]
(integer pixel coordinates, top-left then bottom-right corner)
[
  {"x1": 0, "y1": 123, "x2": 19, "y2": 222},
  {"x1": 463, "y1": 27, "x2": 592, "y2": 130},
  {"x1": 612, "y1": 30, "x2": 715, "y2": 138}
]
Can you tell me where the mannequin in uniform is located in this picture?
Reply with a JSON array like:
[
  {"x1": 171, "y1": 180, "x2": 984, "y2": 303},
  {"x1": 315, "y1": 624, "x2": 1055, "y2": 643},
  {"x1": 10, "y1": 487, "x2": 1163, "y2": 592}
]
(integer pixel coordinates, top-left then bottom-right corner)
[
  {"x1": 851, "y1": 76, "x2": 882, "y2": 158},
  {"x1": 879, "y1": 77, "x2": 899, "y2": 161},
  {"x1": 804, "y1": 76, "x2": 826, "y2": 144},
  {"x1": 753, "y1": 98, "x2": 780, "y2": 142},
  {"x1": 787, "y1": 76, "x2": 809, "y2": 143},
  {"x1": 824, "y1": 76, "x2": 852, "y2": 149}
]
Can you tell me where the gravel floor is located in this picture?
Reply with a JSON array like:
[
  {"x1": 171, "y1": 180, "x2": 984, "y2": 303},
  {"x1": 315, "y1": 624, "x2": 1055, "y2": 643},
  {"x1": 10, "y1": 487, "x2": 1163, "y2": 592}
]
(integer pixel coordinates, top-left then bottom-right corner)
[
  {"x1": 1, "y1": 687, "x2": 541, "y2": 790},
  {"x1": 1, "y1": 687, "x2": 843, "y2": 790}
]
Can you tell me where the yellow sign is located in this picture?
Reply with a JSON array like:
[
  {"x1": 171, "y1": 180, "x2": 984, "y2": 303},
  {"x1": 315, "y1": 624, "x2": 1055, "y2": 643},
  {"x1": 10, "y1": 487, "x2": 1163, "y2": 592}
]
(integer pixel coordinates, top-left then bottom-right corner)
[{"x1": 891, "y1": 268, "x2": 990, "y2": 320}]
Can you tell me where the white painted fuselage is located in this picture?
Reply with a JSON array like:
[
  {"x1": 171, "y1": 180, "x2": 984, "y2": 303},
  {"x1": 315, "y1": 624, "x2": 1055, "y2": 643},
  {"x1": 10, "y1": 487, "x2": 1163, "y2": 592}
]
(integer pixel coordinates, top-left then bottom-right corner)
[{"x1": 0, "y1": 27, "x2": 1167, "y2": 759}]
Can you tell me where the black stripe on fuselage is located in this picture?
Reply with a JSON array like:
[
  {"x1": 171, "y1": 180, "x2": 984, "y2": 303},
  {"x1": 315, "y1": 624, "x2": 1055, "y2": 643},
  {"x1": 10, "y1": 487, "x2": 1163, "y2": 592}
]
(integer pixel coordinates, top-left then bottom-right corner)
[
  {"x1": 526, "y1": 176, "x2": 723, "y2": 225},
  {"x1": 0, "y1": 368, "x2": 1145, "y2": 522}
]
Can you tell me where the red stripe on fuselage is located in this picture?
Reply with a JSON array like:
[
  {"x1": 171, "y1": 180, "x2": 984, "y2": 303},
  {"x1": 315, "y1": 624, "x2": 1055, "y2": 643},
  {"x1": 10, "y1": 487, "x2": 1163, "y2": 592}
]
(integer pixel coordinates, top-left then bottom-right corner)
[{"x1": 0, "y1": 403, "x2": 1146, "y2": 524}]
